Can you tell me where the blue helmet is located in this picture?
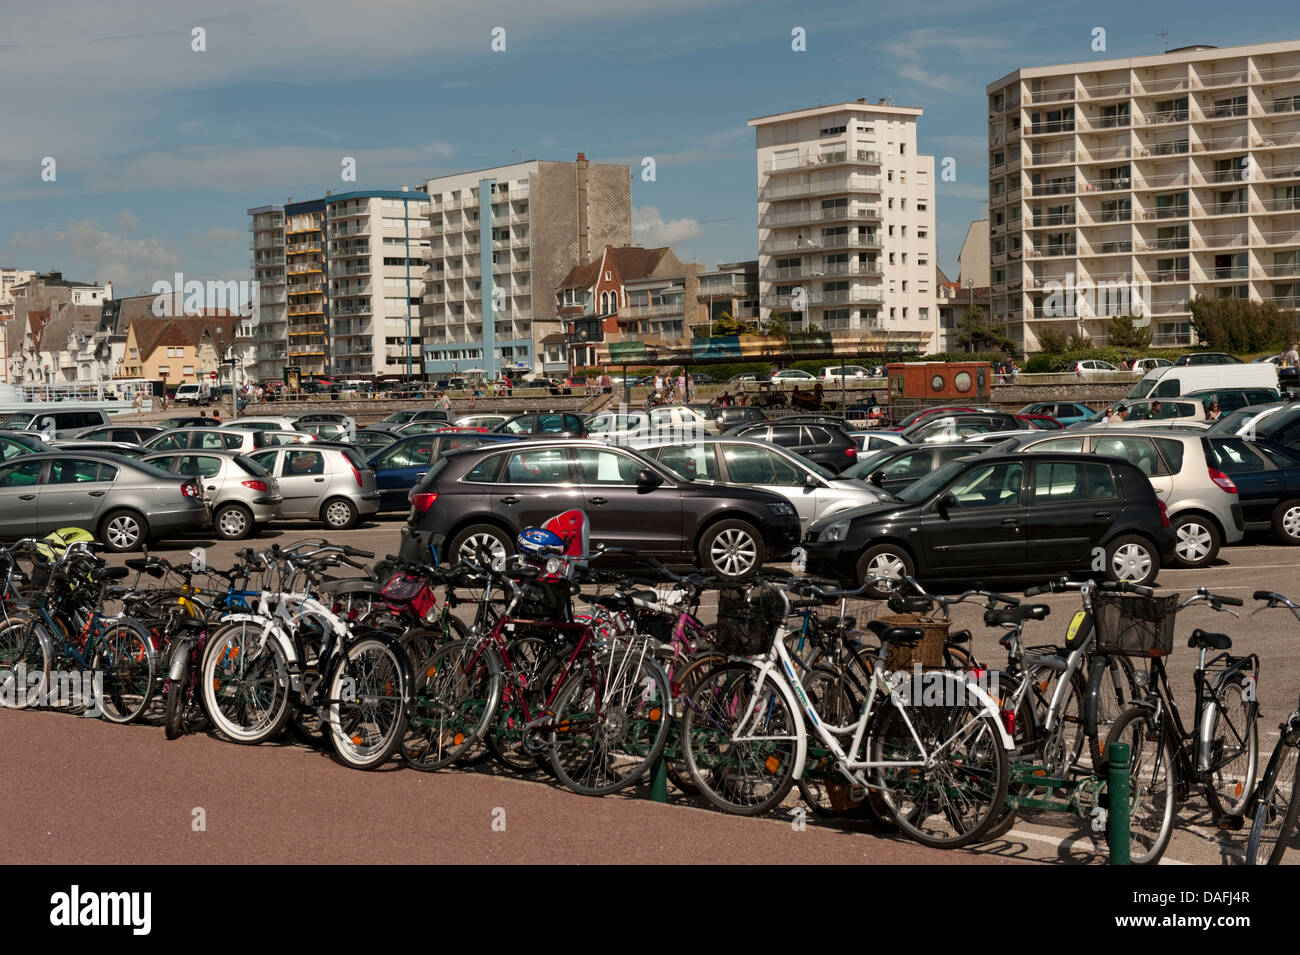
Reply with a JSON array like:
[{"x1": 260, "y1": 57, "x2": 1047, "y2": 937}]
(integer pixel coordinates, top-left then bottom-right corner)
[{"x1": 517, "y1": 527, "x2": 564, "y2": 561}]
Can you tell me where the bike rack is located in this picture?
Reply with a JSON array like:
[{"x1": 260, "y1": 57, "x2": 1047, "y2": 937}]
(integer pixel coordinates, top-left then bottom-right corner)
[{"x1": 1003, "y1": 742, "x2": 1131, "y2": 864}]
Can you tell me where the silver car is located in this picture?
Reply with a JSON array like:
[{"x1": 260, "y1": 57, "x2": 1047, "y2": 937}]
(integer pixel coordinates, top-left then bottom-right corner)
[
  {"x1": 998, "y1": 428, "x2": 1244, "y2": 568},
  {"x1": 142, "y1": 450, "x2": 283, "y2": 540},
  {"x1": 143, "y1": 427, "x2": 264, "y2": 454},
  {"x1": 246, "y1": 444, "x2": 380, "y2": 530},
  {"x1": 635, "y1": 436, "x2": 883, "y2": 532},
  {"x1": 0, "y1": 451, "x2": 209, "y2": 552}
]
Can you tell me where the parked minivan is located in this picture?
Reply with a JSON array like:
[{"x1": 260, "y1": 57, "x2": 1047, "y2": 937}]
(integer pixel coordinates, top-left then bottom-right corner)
[
  {"x1": 174, "y1": 382, "x2": 211, "y2": 406},
  {"x1": 1128, "y1": 363, "x2": 1278, "y2": 400},
  {"x1": 0, "y1": 409, "x2": 113, "y2": 439}
]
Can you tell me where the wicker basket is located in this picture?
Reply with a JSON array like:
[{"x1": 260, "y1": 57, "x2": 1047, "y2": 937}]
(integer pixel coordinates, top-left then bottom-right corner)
[
  {"x1": 1092, "y1": 592, "x2": 1179, "y2": 658},
  {"x1": 879, "y1": 612, "x2": 950, "y2": 670},
  {"x1": 714, "y1": 585, "x2": 785, "y2": 655}
]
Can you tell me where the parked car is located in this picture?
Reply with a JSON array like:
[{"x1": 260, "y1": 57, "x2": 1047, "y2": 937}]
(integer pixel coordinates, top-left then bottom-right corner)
[
  {"x1": 1253, "y1": 354, "x2": 1300, "y2": 389},
  {"x1": 286, "y1": 411, "x2": 356, "y2": 434},
  {"x1": 143, "y1": 427, "x2": 264, "y2": 454},
  {"x1": 350, "y1": 429, "x2": 399, "y2": 457},
  {"x1": 888, "y1": 405, "x2": 987, "y2": 431},
  {"x1": 0, "y1": 451, "x2": 208, "y2": 552},
  {"x1": 636, "y1": 436, "x2": 883, "y2": 532},
  {"x1": 850, "y1": 430, "x2": 910, "y2": 453},
  {"x1": 0, "y1": 409, "x2": 112, "y2": 439},
  {"x1": 1203, "y1": 437, "x2": 1300, "y2": 544},
  {"x1": 494, "y1": 412, "x2": 588, "y2": 438},
  {"x1": 174, "y1": 383, "x2": 211, "y2": 406},
  {"x1": 142, "y1": 450, "x2": 282, "y2": 540},
  {"x1": 996, "y1": 428, "x2": 1244, "y2": 568},
  {"x1": 1207, "y1": 401, "x2": 1300, "y2": 452},
  {"x1": 842, "y1": 443, "x2": 986, "y2": 496},
  {"x1": 1183, "y1": 387, "x2": 1281, "y2": 416},
  {"x1": 68, "y1": 425, "x2": 163, "y2": 444},
  {"x1": 1080, "y1": 398, "x2": 1207, "y2": 426},
  {"x1": 155, "y1": 416, "x2": 213, "y2": 429},
  {"x1": 1173, "y1": 352, "x2": 1242, "y2": 366},
  {"x1": 727, "y1": 420, "x2": 859, "y2": 473},
  {"x1": 1130, "y1": 362, "x2": 1278, "y2": 399},
  {"x1": 0, "y1": 431, "x2": 55, "y2": 460},
  {"x1": 1130, "y1": 357, "x2": 1174, "y2": 375},
  {"x1": 704, "y1": 405, "x2": 768, "y2": 432},
  {"x1": 370, "y1": 409, "x2": 450, "y2": 433},
  {"x1": 245, "y1": 444, "x2": 379, "y2": 530},
  {"x1": 728, "y1": 373, "x2": 760, "y2": 385},
  {"x1": 54, "y1": 441, "x2": 149, "y2": 458},
  {"x1": 398, "y1": 440, "x2": 800, "y2": 580},
  {"x1": 1017, "y1": 402, "x2": 1095, "y2": 426},
  {"x1": 803, "y1": 452, "x2": 1172, "y2": 596},
  {"x1": 1072, "y1": 359, "x2": 1119, "y2": 375},
  {"x1": 819, "y1": 365, "x2": 871, "y2": 381},
  {"x1": 454, "y1": 414, "x2": 509, "y2": 430},
  {"x1": 367, "y1": 432, "x2": 518, "y2": 510},
  {"x1": 1015, "y1": 414, "x2": 1064, "y2": 430},
  {"x1": 900, "y1": 412, "x2": 1021, "y2": 444},
  {"x1": 770, "y1": 369, "x2": 816, "y2": 381}
]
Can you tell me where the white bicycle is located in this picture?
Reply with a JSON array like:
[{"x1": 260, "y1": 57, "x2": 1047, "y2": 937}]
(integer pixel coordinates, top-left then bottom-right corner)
[{"x1": 680, "y1": 575, "x2": 1014, "y2": 848}]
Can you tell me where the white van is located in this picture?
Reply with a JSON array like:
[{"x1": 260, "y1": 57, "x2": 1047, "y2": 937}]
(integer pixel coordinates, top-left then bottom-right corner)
[
  {"x1": 175, "y1": 382, "x2": 211, "y2": 406},
  {"x1": 1127, "y1": 363, "x2": 1278, "y2": 400}
]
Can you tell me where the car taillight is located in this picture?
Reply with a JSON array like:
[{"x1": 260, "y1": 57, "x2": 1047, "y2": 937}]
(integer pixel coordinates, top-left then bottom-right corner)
[
  {"x1": 347, "y1": 457, "x2": 363, "y2": 487},
  {"x1": 1157, "y1": 500, "x2": 1170, "y2": 527},
  {"x1": 411, "y1": 492, "x2": 438, "y2": 512},
  {"x1": 1208, "y1": 467, "x2": 1238, "y2": 494},
  {"x1": 181, "y1": 481, "x2": 201, "y2": 498},
  {"x1": 844, "y1": 445, "x2": 856, "y2": 457},
  {"x1": 241, "y1": 480, "x2": 268, "y2": 492}
]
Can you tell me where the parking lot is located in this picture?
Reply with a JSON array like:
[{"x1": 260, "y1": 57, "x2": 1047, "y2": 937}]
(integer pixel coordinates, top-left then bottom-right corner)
[{"x1": 5, "y1": 513, "x2": 1297, "y2": 865}]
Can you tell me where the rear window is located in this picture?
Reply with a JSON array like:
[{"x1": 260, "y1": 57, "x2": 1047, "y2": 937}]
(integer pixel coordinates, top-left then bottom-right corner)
[
  {"x1": 464, "y1": 453, "x2": 505, "y2": 483},
  {"x1": 342, "y1": 448, "x2": 370, "y2": 472},
  {"x1": 1204, "y1": 438, "x2": 1265, "y2": 473},
  {"x1": 0, "y1": 413, "x2": 34, "y2": 430},
  {"x1": 1153, "y1": 438, "x2": 1186, "y2": 474},
  {"x1": 234, "y1": 455, "x2": 270, "y2": 477}
]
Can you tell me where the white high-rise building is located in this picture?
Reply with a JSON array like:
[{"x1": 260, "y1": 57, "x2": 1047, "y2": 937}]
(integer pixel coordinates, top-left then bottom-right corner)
[
  {"x1": 750, "y1": 99, "x2": 938, "y2": 352},
  {"x1": 987, "y1": 40, "x2": 1300, "y2": 351}
]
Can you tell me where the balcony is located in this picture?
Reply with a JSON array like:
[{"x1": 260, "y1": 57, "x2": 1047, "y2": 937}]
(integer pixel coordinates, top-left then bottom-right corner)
[
  {"x1": 764, "y1": 149, "x2": 882, "y2": 173},
  {"x1": 1209, "y1": 266, "x2": 1249, "y2": 280},
  {"x1": 286, "y1": 241, "x2": 322, "y2": 254},
  {"x1": 760, "y1": 205, "x2": 881, "y2": 228},
  {"x1": 328, "y1": 224, "x2": 370, "y2": 239},
  {"x1": 1029, "y1": 88, "x2": 1076, "y2": 105},
  {"x1": 1152, "y1": 269, "x2": 1190, "y2": 283},
  {"x1": 1206, "y1": 201, "x2": 1248, "y2": 216},
  {"x1": 1030, "y1": 213, "x2": 1077, "y2": 227},
  {"x1": 763, "y1": 233, "x2": 883, "y2": 254},
  {"x1": 698, "y1": 276, "x2": 759, "y2": 297},
  {"x1": 333, "y1": 283, "x2": 373, "y2": 297},
  {"x1": 288, "y1": 322, "x2": 327, "y2": 335},
  {"x1": 287, "y1": 304, "x2": 324, "y2": 316},
  {"x1": 1264, "y1": 261, "x2": 1300, "y2": 277},
  {"x1": 1094, "y1": 114, "x2": 1131, "y2": 130},
  {"x1": 1028, "y1": 244, "x2": 1078, "y2": 259},
  {"x1": 330, "y1": 244, "x2": 370, "y2": 258},
  {"x1": 1028, "y1": 148, "x2": 1076, "y2": 166},
  {"x1": 623, "y1": 303, "x2": 684, "y2": 319},
  {"x1": 1089, "y1": 241, "x2": 1134, "y2": 254},
  {"x1": 1032, "y1": 180, "x2": 1078, "y2": 196},
  {"x1": 1028, "y1": 121, "x2": 1075, "y2": 136},
  {"x1": 1096, "y1": 209, "x2": 1132, "y2": 223},
  {"x1": 333, "y1": 303, "x2": 374, "y2": 317},
  {"x1": 758, "y1": 175, "x2": 881, "y2": 201},
  {"x1": 1192, "y1": 134, "x2": 1249, "y2": 153},
  {"x1": 1258, "y1": 196, "x2": 1300, "y2": 212}
]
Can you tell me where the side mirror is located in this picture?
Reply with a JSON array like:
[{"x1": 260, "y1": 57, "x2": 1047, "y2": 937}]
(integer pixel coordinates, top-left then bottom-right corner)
[
  {"x1": 870, "y1": 469, "x2": 885, "y2": 488},
  {"x1": 937, "y1": 492, "x2": 956, "y2": 518},
  {"x1": 636, "y1": 468, "x2": 664, "y2": 492},
  {"x1": 803, "y1": 472, "x2": 821, "y2": 491}
]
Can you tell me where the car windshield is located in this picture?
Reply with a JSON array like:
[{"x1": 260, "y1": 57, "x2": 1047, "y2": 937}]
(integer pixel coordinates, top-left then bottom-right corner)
[
  {"x1": 1129, "y1": 377, "x2": 1158, "y2": 399},
  {"x1": 0, "y1": 414, "x2": 33, "y2": 430},
  {"x1": 1206, "y1": 409, "x2": 1256, "y2": 435},
  {"x1": 895, "y1": 459, "x2": 967, "y2": 503},
  {"x1": 382, "y1": 412, "x2": 416, "y2": 424},
  {"x1": 841, "y1": 448, "x2": 901, "y2": 480}
]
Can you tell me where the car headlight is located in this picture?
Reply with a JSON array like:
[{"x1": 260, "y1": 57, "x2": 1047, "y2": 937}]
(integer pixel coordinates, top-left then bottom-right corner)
[
  {"x1": 820, "y1": 519, "x2": 851, "y2": 543},
  {"x1": 767, "y1": 502, "x2": 796, "y2": 517}
]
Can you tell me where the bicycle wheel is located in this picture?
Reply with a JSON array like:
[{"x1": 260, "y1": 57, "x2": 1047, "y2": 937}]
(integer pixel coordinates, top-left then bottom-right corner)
[
  {"x1": 982, "y1": 670, "x2": 1038, "y2": 840},
  {"x1": 94, "y1": 623, "x2": 157, "y2": 724},
  {"x1": 681, "y1": 662, "x2": 799, "y2": 816},
  {"x1": 325, "y1": 636, "x2": 409, "y2": 770},
  {"x1": 1106, "y1": 707, "x2": 1178, "y2": 865},
  {"x1": 1085, "y1": 654, "x2": 1138, "y2": 770},
  {"x1": 402, "y1": 639, "x2": 500, "y2": 771},
  {"x1": 486, "y1": 636, "x2": 560, "y2": 773},
  {"x1": 1246, "y1": 737, "x2": 1300, "y2": 865},
  {"x1": 200, "y1": 620, "x2": 292, "y2": 744},
  {"x1": 1203, "y1": 672, "x2": 1259, "y2": 819},
  {"x1": 867, "y1": 674, "x2": 1010, "y2": 849},
  {"x1": 663, "y1": 650, "x2": 726, "y2": 795},
  {"x1": 549, "y1": 646, "x2": 671, "y2": 796},
  {"x1": 0, "y1": 617, "x2": 47, "y2": 710},
  {"x1": 402, "y1": 618, "x2": 470, "y2": 689}
]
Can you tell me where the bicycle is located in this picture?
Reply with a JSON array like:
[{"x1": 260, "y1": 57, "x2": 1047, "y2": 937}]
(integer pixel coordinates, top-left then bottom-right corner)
[
  {"x1": 1244, "y1": 590, "x2": 1300, "y2": 865},
  {"x1": 1106, "y1": 587, "x2": 1258, "y2": 865}
]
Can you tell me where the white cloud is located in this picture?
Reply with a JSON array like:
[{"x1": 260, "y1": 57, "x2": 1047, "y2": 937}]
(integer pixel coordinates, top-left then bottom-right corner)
[
  {"x1": 632, "y1": 206, "x2": 702, "y2": 246},
  {"x1": 115, "y1": 210, "x2": 140, "y2": 233},
  {"x1": 6, "y1": 219, "x2": 182, "y2": 291}
]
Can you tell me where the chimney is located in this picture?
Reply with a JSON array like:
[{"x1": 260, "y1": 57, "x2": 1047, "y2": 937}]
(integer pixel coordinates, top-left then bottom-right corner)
[
  {"x1": 325, "y1": 190, "x2": 332, "y2": 196},
  {"x1": 857, "y1": 97, "x2": 866, "y2": 103},
  {"x1": 576, "y1": 152, "x2": 586, "y2": 162}
]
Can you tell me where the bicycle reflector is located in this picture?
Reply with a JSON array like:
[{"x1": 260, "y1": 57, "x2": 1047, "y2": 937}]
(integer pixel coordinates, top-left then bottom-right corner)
[{"x1": 410, "y1": 491, "x2": 439, "y2": 512}]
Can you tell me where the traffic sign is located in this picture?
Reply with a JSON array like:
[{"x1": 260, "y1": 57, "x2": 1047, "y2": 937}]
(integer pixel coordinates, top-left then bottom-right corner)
[{"x1": 209, "y1": 371, "x2": 217, "y2": 380}]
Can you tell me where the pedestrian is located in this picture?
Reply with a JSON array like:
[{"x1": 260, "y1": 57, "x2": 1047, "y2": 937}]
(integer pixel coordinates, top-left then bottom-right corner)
[
  {"x1": 1103, "y1": 406, "x2": 1114, "y2": 423},
  {"x1": 132, "y1": 391, "x2": 143, "y2": 420},
  {"x1": 438, "y1": 390, "x2": 452, "y2": 412},
  {"x1": 1115, "y1": 405, "x2": 1129, "y2": 421},
  {"x1": 677, "y1": 369, "x2": 687, "y2": 401},
  {"x1": 1011, "y1": 361, "x2": 1020, "y2": 383},
  {"x1": 1206, "y1": 400, "x2": 1222, "y2": 422},
  {"x1": 685, "y1": 372, "x2": 694, "y2": 401},
  {"x1": 653, "y1": 372, "x2": 665, "y2": 399},
  {"x1": 212, "y1": 409, "x2": 222, "y2": 425},
  {"x1": 1289, "y1": 343, "x2": 1300, "y2": 368},
  {"x1": 504, "y1": 374, "x2": 514, "y2": 397},
  {"x1": 199, "y1": 410, "x2": 207, "y2": 422}
]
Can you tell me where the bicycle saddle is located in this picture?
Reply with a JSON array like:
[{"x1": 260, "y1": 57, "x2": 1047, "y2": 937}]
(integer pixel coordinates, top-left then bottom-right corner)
[
  {"x1": 887, "y1": 594, "x2": 933, "y2": 615},
  {"x1": 866, "y1": 619, "x2": 924, "y2": 644},
  {"x1": 1188, "y1": 628, "x2": 1231, "y2": 650},
  {"x1": 983, "y1": 604, "x2": 1051, "y2": 627}
]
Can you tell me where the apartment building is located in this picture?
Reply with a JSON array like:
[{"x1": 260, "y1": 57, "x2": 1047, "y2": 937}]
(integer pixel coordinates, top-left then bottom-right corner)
[
  {"x1": 750, "y1": 100, "x2": 938, "y2": 353},
  {"x1": 0, "y1": 268, "x2": 36, "y2": 382},
  {"x1": 4, "y1": 272, "x2": 114, "y2": 384},
  {"x1": 248, "y1": 188, "x2": 430, "y2": 380},
  {"x1": 959, "y1": 220, "x2": 991, "y2": 288},
  {"x1": 988, "y1": 39, "x2": 1300, "y2": 351},
  {"x1": 420, "y1": 154, "x2": 630, "y2": 378}
]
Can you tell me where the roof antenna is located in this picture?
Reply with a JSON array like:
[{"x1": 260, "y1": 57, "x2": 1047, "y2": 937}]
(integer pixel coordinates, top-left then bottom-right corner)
[{"x1": 1157, "y1": 29, "x2": 1168, "y2": 53}]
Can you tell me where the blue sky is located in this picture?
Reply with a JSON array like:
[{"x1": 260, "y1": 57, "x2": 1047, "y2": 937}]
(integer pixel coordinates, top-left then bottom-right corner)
[{"x1": 3, "y1": 0, "x2": 1299, "y2": 297}]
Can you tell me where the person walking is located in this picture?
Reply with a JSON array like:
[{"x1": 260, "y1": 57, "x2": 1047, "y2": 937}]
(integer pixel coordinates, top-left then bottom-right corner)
[
  {"x1": 677, "y1": 369, "x2": 687, "y2": 402},
  {"x1": 1288, "y1": 343, "x2": 1300, "y2": 369}
]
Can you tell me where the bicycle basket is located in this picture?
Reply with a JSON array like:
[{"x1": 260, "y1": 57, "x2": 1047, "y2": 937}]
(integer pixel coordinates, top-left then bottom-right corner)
[
  {"x1": 381, "y1": 571, "x2": 436, "y2": 618},
  {"x1": 714, "y1": 585, "x2": 785, "y2": 655},
  {"x1": 1092, "y1": 592, "x2": 1179, "y2": 658},
  {"x1": 517, "y1": 578, "x2": 574, "y2": 622},
  {"x1": 880, "y1": 613, "x2": 950, "y2": 670}
]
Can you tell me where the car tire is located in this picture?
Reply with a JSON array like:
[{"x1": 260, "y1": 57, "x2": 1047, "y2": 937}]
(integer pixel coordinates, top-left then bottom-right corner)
[
  {"x1": 100, "y1": 509, "x2": 150, "y2": 553},
  {"x1": 1104, "y1": 534, "x2": 1160, "y2": 586},
  {"x1": 321, "y1": 497, "x2": 358, "y2": 531},
  {"x1": 1271, "y1": 500, "x2": 1300, "y2": 545},
  {"x1": 855, "y1": 544, "x2": 915, "y2": 599},
  {"x1": 448, "y1": 524, "x2": 514, "y2": 566},
  {"x1": 699, "y1": 520, "x2": 766, "y2": 581},
  {"x1": 1170, "y1": 513, "x2": 1221, "y2": 568},
  {"x1": 214, "y1": 503, "x2": 254, "y2": 541}
]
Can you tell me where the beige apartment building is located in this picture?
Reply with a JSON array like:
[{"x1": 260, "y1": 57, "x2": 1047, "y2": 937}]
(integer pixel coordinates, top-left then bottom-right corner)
[
  {"x1": 420, "y1": 154, "x2": 630, "y2": 379},
  {"x1": 750, "y1": 100, "x2": 938, "y2": 354},
  {"x1": 987, "y1": 39, "x2": 1300, "y2": 352}
]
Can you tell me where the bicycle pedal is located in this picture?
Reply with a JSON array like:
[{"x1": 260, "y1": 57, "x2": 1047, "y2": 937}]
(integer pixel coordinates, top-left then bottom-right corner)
[{"x1": 848, "y1": 784, "x2": 867, "y2": 802}]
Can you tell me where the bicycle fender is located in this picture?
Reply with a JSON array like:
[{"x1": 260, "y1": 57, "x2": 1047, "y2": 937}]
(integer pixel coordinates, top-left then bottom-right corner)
[
  {"x1": 167, "y1": 637, "x2": 194, "y2": 682},
  {"x1": 215, "y1": 615, "x2": 299, "y2": 665}
]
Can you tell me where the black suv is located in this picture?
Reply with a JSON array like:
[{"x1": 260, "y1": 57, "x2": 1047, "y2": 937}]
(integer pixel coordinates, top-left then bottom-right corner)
[
  {"x1": 399, "y1": 440, "x2": 801, "y2": 580},
  {"x1": 727, "y1": 420, "x2": 858, "y2": 473},
  {"x1": 803, "y1": 451, "x2": 1173, "y2": 596},
  {"x1": 1173, "y1": 352, "x2": 1242, "y2": 366}
]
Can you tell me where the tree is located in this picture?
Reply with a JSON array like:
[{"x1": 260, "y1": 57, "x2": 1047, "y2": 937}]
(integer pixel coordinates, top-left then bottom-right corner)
[
  {"x1": 760, "y1": 312, "x2": 790, "y2": 339},
  {"x1": 1106, "y1": 313, "x2": 1152, "y2": 349},
  {"x1": 1189, "y1": 296, "x2": 1292, "y2": 353},
  {"x1": 955, "y1": 305, "x2": 1016, "y2": 355},
  {"x1": 695, "y1": 311, "x2": 753, "y2": 337},
  {"x1": 1035, "y1": 327, "x2": 1070, "y2": 354}
]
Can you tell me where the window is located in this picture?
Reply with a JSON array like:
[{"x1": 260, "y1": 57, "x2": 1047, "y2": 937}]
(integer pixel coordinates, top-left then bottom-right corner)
[
  {"x1": 158, "y1": 366, "x2": 170, "y2": 375},
  {"x1": 176, "y1": 455, "x2": 223, "y2": 479},
  {"x1": 1031, "y1": 437, "x2": 1085, "y2": 453},
  {"x1": 183, "y1": 366, "x2": 194, "y2": 377},
  {"x1": 284, "y1": 450, "x2": 325, "y2": 476},
  {"x1": 248, "y1": 450, "x2": 280, "y2": 473},
  {"x1": 1032, "y1": 460, "x2": 1092, "y2": 502},
  {"x1": 946, "y1": 463, "x2": 1023, "y2": 508},
  {"x1": 768, "y1": 425, "x2": 802, "y2": 446},
  {"x1": 656, "y1": 445, "x2": 718, "y2": 480},
  {"x1": 723, "y1": 445, "x2": 786, "y2": 484},
  {"x1": 376, "y1": 440, "x2": 434, "y2": 469},
  {"x1": 504, "y1": 449, "x2": 569, "y2": 483},
  {"x1": 882, "y1": 452, "x2": 931, "y2": 481},
  {"x1": 49, "y1": 459, "x2": 117, "y2": 484},
  {"x1": 1153, "y1": 438, "x2": 1185, "y2": 474},
  {"x1": 1093, "y1": 436, "x2": 1164, "y2": 477},
  {"x1": 1205, "y1": 438, "x2": 1264, "y2": 473},
  {"x1": 0, "y1": 460, "x2": 43, "y2": 487},
  {"x1": 573, "y1": 448, "x2": 643, "y2": 485},
  {"x1": 149, "y1": 433, "x2": 188, "y2": 452},
  {"x1": 464, "y1": 454, "x2": 504, "y2": 483}
]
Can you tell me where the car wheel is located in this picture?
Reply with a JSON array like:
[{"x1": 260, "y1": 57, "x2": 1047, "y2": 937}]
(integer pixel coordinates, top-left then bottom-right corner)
[
  {"x1": 100, "y1": 509, "x2": 149, "y2": 553},
  {"x1": 214, "y1": 503, "x2": 254, "y2": 541},
  {"x1": 699, "y1": 520, "x2": 765, "y2": 581},
  {"x1": 1170, "y1": 514, "x2": 1220, "y2": 568},
  {"x1": 1104, "y1": 534, "x2": 1160, "y2": 586},
  {"x1": 855, "y1": 544, "x2": 914, "y2": 600},
  {"x1": 449, "y1": 524, "x2": 513, "y2": 566},
  {"x1": 1271, "y1": 500, "x2": 1300, "y2": 545},
  {"x1": 321, "y1": 497, "x2": 358, "y2": 531}
]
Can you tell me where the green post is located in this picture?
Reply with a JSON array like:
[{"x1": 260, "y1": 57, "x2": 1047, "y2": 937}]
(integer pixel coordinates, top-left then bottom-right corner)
[
  {"x1": 650, "y1": 755, "x2": 668, "y2": 803},
  {"x1": 1107, "y1": 741, "x2": 1131, "y2": 865}
]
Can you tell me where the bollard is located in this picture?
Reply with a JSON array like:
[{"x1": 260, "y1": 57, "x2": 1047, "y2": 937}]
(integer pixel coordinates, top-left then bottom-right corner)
[
  {"x1": 650, "y1": 755, "x2": 668, "y2": 803},
  {"x1": 1107, "y1": 741, "x2": 1131, "y2": 865}
]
